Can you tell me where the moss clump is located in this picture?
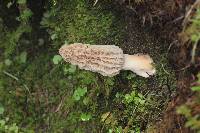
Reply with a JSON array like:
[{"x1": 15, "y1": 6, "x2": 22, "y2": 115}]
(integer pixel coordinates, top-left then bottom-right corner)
[
  {"x1": 41, "y1": 0, "x2": 121, "y2": 46},
  {"x1": 1, "y1": 1, "x2": 122, "y2": 132}
]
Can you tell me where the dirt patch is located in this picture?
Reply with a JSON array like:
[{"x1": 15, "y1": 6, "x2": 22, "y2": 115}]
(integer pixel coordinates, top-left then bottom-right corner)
[{"x1": 118, "y1": 9, "x2": 165, "y2": 59}]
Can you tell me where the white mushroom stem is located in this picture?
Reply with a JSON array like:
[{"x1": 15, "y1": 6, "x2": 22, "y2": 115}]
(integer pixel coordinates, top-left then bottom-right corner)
[
  {"x1": 122, "y1": 54, "x2": 156, "y2": 78},
  {"x1": 59, "y1": 43, "x2": 156, "y2": 78}
]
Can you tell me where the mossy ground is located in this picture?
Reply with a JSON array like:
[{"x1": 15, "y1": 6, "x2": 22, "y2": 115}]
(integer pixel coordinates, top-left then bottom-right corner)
[{"x1": 0, "y1": 0, "x2": 176, "y2": 132}]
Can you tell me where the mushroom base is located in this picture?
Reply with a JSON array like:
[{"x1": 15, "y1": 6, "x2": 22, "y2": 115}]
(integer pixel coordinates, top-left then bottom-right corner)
[{"x1": 122, "y1": 54, "x2": 156, "y2": 77}]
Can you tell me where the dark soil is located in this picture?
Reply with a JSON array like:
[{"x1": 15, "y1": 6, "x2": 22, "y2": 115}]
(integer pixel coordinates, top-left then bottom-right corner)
[
  {"x1": 119, "y1": 10, "x2": 165, "y2": 58},
  {"x1": 115, "y1": 0, "x2": 200, "y2": 132}
]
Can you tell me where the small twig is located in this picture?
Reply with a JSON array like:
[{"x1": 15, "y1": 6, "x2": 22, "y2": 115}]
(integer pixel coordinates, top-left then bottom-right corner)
[
  {"x1": 93, "y1": 0, "x2": 98, "y2": 6},
  {"x1": 191, "y1": 40, "x2": 198, "y2": 63},
  {"x1": 23, "y1": 84, "x2": 31, "y2": 95},
  {"x1": 182, "y1": 0, "x2": 200, "y2": 31},
  {"x1": 144, "y1": 90, "x2": 150, "y2": 96},
  {"x1": 3, "y1": 70, "x2": 31, "y2": 96},
  {"x1": 3, "y1": 71, "x2": 19, "y2": 81},
  {"x1": 176, "y1": 64, "x2": 191, "y2": 71},
  {"x1": 55, "y1": 96, "x2": 65, "y2": 112},
  {"x1": 170, "y1": 15, "x2": 184, "y2": 24},
  {"x1": 147, "y1": 93, "x2": 163, "y2": 97},
  {"x1": 55, "y1": 94, "x2": 71, "y2": 115},
  {"x1": 161, "y1": 64, "x2": 170, "y2": 75},
  {"x1": 168, "y1": 40, "x2": 178, "y2": 52},
  {"x1": 100, "y1": 112, "x2": 111, "y2": 133}
]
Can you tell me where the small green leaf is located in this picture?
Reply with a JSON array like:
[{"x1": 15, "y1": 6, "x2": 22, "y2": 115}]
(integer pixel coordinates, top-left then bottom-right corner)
[
  {"x1": 0, "y1": 120, "x2": 5, "y2": 126},
  {"x1": 73, "y1": 91, "x2": 81, "y2": 101},
  {"x1": 4, "y1": 59, "x2": 12, "y2": 66},
  {"x1": 52, "y1": 55, "x2": 62, "y2": 64},
  {"x1": 108, "y1": 129, "x2": 113, "y2": 133},
  {"x1": 191, "y1": 73, "x2": 200, "y2": 91},
  {"x1": 124, "y1": 94, "x2": 133, "y2": 103},
  {"x1": 73, "y1": 87, "x2": 87, "y2": 101},
  {"x1": 51, "y1": 34, "x2": 57, "y2": 40},
  {"x1": 191, "y1": 34, "x2": 199, "y2": 42},
  {"x1": 135, "y1": 127, "x2": 141, "y2": 133},
  {"x1": 131, "y1": 91, "x2": 136, "y2": 97},
  {"x1": 115, "y1": 93, "x2": 120, "y2": 98},
  {"x1": 116, "y1": 126, "x2": 123, "y2": 133},
  {"x1": 68, "y1": 65, "x2": 76, "y2": 73},
  {"x1": 191, "y1": 86, "x2": 200, "y2": 91},
  {"x1": 80, "y1": 113, "x2": 92, "y2": 121},
  {"x1": 78, "y1": 87, "x2": 87, "y2": 96},
  {"x1": 9, "y1": 123, "x2": 19, "y2": 132},
  {"x1": 21, "y1": 9, "x2": 33, "y2": 20},
  {"x1": 83, "y1": 97, "x2": 89, "y2": 105},
  {"x1": 19, "y1": 51, "x2": 27, "y2": 63}
]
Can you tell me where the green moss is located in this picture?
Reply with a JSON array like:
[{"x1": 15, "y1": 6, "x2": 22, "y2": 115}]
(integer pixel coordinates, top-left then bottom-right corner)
[{"x1": 41, "y1": 0, "x2": 121, "y2": 46}]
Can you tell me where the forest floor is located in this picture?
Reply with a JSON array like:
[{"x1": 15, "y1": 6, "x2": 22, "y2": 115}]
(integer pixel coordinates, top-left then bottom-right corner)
[{"x1": 0, "y1": 0, "x2": 200, "y2": 132}]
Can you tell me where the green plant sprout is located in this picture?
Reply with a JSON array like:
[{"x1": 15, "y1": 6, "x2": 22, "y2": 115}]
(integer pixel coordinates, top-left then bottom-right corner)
[
  {"x1": 80, "y1": 113, "x2": 92, "y2": 121},
  {"x1": 73, "y1": 87, "x2": 87, "y2": 101}
]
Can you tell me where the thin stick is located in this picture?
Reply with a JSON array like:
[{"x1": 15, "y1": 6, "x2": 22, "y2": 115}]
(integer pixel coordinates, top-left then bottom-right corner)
[
  {"x1": 161, "y1": 64, "x2": 170, "y2": 75},
  {"x1": 3, "y1": 71, "x2": 19, "y2": 81},
  {"x1": 93, "y1": 0, "x2": 98, "y2": 6},
  {"x1": 191, "y1": 40, "x2": 198, "y2": 63},
  {"x1": 23, "y1": 84, "x2": 31, "y2": 95},
  {"x1": 3, "y1": 70, "x2": 31, "y2": 96},
  {"x1": 182, "y1": 0, "x2": 200, "y2": 30}
]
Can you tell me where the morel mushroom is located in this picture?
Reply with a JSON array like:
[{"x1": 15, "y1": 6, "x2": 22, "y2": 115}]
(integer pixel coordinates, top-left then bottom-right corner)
[{"x1": 59, "y1": 43, "x2": 155, "y2": 78}]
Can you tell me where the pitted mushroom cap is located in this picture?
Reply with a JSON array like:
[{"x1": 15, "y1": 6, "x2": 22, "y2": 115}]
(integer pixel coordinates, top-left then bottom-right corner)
[{"x1": 59, "y1": 43, "x2": 125, "y2": 76}]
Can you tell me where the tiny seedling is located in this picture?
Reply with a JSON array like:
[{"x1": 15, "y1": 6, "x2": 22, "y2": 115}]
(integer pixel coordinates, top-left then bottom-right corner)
[
  {"x1": 80, "y1": 113, "x2": 92, "y2": 121},
  {"x1": 52, "y1": 55, "x2": 62, "y2": 64},
  {"x1": 73, "y1": 87, "x2": 87, "y2": 101}
]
